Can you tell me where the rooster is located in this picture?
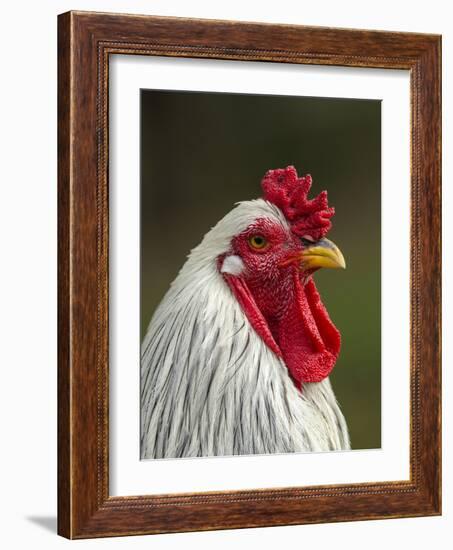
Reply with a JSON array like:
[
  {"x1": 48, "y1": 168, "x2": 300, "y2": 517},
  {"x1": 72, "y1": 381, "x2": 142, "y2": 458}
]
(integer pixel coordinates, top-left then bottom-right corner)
[{"x1": 141, "y1": 166, "x2": 350, "y2": 459}]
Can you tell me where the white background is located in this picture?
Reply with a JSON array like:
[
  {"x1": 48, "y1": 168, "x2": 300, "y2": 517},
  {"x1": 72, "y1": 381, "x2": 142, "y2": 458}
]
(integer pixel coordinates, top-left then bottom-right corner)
[
  {"x1": 110, "y1": 57, "x2": 410, "y2": 495},
  {"x1": 0, "y1": 0, "x2": 450, "y2": 548}
]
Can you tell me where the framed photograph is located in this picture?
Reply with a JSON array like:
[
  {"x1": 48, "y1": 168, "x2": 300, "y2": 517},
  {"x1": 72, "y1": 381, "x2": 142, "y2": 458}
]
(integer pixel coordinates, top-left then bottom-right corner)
[{"x1": 58, "y1": 11, "x2": 441, "y2": 539}]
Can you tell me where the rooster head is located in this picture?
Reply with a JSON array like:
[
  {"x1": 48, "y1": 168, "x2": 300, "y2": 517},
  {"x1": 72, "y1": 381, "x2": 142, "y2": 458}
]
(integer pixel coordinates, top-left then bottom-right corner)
[{"x1": 218, "y1": 166, "x2": 345, "y2": 388}]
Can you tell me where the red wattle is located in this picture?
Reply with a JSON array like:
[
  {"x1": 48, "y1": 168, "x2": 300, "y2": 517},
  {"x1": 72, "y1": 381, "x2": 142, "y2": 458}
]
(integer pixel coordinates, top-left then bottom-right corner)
[
  {"x1": 223, "y1": 272, "x2": 340, "y2": 389},
  {"x1": 271, "y1": 275, "x2": 340, "y2": 386}
]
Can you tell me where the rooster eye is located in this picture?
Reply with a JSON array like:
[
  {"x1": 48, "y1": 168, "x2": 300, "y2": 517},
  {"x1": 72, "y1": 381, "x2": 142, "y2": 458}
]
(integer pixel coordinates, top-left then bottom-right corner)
[{"x1": 249, "y1": 235, "x2": 268, "y2": 250}]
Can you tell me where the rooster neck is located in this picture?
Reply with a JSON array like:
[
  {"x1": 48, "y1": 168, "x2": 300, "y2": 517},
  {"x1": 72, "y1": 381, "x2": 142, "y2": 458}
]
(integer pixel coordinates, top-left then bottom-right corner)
[{"x1": 141, "y1": 262, "x2": 349, "y2": 459}]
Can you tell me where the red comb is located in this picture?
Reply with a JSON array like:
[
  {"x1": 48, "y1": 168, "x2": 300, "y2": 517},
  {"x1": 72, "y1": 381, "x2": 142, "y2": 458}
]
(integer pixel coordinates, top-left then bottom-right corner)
[{"x1": 261, "y1": 166, "x2": 334, "y2": 240}]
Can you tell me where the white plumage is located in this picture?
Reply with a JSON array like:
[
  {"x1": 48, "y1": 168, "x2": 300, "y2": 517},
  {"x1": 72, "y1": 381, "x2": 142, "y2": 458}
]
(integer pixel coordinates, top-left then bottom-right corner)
[{"x1": 141, "y1": 199, "x2": 350, "y2": 459}]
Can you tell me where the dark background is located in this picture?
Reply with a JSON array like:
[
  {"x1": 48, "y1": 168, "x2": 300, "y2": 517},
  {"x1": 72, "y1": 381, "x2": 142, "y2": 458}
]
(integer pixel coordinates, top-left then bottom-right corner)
[{"x1": 141, "y1": 89, "x2": 381, "y2": 451}]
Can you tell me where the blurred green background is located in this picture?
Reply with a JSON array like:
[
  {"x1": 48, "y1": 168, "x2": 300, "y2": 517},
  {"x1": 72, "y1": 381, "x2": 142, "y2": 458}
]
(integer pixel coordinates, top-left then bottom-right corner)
[{"x1": 141, "y1": 90, "x2": 381, "y2": 450}]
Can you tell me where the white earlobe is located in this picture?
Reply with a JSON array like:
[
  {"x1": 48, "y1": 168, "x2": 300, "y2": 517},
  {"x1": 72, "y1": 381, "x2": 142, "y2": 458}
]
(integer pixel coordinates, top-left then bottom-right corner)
[{"x1": 220, "y1": 255, "x2": 245, "y2": 276}]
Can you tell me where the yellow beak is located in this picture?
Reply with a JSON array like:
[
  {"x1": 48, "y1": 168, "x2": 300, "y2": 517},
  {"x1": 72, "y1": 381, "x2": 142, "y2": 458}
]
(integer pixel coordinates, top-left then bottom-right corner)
[{"x1": 301, "y1": 238, "x2": 346, "y2": 270}]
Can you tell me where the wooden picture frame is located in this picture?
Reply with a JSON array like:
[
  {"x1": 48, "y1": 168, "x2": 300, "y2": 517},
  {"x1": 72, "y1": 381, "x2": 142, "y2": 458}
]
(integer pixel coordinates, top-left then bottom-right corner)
[{"x1": 58, "y1": 10, "x2": 441, "y2": 539}]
